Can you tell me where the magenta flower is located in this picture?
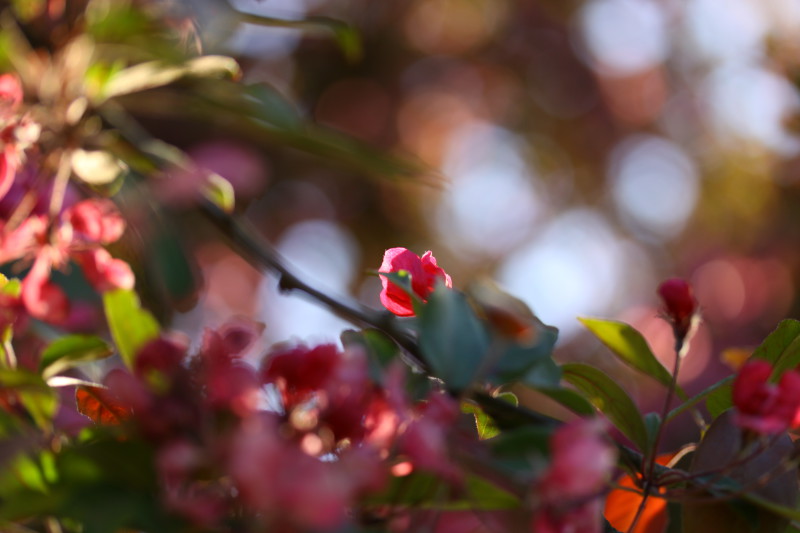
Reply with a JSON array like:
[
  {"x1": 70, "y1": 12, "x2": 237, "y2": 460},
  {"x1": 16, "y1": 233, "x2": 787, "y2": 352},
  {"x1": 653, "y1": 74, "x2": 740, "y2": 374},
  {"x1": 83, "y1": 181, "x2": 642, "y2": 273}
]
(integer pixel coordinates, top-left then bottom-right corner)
[
  {"x1": 733, "y1": 359, "x2": 800, "y2": 434},
  {"x1": 378, "y1": 247, "x2": 452, "y2": 317}
]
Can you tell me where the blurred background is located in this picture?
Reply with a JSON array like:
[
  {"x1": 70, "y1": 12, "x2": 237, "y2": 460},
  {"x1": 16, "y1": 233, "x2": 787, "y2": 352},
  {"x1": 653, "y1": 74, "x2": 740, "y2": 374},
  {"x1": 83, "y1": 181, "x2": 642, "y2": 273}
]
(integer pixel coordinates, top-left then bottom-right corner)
[{"x1": 142, "y1": 0, "x2": 800, "y2": 449}]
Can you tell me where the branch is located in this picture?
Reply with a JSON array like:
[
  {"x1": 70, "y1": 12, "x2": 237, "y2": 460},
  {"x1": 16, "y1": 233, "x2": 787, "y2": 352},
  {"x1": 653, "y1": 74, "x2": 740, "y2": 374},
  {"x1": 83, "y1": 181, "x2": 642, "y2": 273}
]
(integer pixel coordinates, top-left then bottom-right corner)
[{"x1": 199, "y1": 200, "x2": 428, "y2": 370}]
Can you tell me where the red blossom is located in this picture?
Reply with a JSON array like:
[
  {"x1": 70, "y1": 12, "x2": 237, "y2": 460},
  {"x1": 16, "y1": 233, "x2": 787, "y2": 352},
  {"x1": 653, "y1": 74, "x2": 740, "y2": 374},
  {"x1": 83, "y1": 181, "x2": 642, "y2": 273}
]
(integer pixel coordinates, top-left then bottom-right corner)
[
  {"x1": 73, "y1": 248, "x2": 135, "y2": 292},
  {"x1": 657, "y1": 278, "x2": 697, "y2": 339},
  {"x1": 261, "y1": 343, "x2": 341, "y2": 408},
  {"x1": 379, "y1": 248, "x2": 452, "y2": 317},
  {"x1": 732, "y1": 359, "x2": 800, "y2": 434}
]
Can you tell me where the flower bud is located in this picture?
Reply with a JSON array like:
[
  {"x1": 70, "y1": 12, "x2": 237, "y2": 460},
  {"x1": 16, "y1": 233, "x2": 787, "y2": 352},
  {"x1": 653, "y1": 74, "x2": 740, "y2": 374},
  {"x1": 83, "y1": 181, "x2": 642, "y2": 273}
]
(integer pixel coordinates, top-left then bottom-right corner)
[{"x1": 657, "y1": 278, "x2": 696, "y2": 342}]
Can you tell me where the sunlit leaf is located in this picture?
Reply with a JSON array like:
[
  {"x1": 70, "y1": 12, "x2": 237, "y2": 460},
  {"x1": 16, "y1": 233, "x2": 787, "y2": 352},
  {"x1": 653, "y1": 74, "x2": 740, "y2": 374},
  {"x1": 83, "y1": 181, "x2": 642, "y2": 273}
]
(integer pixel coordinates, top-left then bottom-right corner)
[
  {"x1": 39, "y1": 335, "x2": 113, "y2": 379},
  {"x1": 605, "y1": 453, "x2": 673, "y2": 533},
  {"x1": 202, "y1": 172, "x2": 235, "y2": 213},
  {"x1": 75, "y1": 386, "x2": 132, "y2": 425},
  {"x1": 562, "y1": 363, "x2": 649, "y2": 451},
  {"x1": 103, "y1": 289, "x2": 159, "y2": 369},
  {"x1": 579, "y1": 318, "x2": 682, "y2": 397},
  {"x1": 462, "y1": 393, "x2": 517, "y2": 440},
  {"x1": 101, "y1": 55, "x2": 240, "y2": 101},
  {"x1": 750, "y1": 319, "x2": 800, "y2": 379}
]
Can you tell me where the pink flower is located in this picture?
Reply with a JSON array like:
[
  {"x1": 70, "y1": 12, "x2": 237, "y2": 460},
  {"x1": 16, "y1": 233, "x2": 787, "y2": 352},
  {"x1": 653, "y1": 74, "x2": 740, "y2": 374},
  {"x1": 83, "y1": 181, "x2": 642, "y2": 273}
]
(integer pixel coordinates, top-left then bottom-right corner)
[
  {"x1": 732, "y1": 359, "x2": 800, "y2": 434},
  {"x1": 379, "y1": 248, "x2": 452, "y2": 317},
  {"x1": 73, "y1": 248, "x2": 135, "y2": 293},
  {"x1": 65, "y1": 198, "x2": 126, "y2": 244},
  {"x1": 21, "y1": 253, "x2": 69, "y2": 324},
  {"x1": 0, "y1": 74, "x2": 22, "y2": 116},
  {"x1": 533, "y1": 419, "x2": 616, "y2": 533}
]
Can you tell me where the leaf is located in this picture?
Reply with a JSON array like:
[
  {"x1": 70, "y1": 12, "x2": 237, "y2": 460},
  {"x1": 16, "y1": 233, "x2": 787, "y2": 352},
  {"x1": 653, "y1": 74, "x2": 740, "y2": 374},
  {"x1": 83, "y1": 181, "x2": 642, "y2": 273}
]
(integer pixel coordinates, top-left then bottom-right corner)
[
  {"x1": 70, "y1": 149, "x2": 127, "y2": 185},
  {"x1": 101, "y1": 55, "x2": 240, "y2": 101},
  {"x1": 75, "y1": 386, "x2": 132, "y2": 425},
  {"x1": 535, "y1": 387, "x2": 596, "y2": 416},
  {"x1": 418, "y1": 285, "x2": 490, "y2": 392},
  {"x1": 605, "y1": 453, "x2": 673, "y2": 533},
  {"x1": 749, "y1": 319, "x2": 800, "y2": 379},
  {"x1": 705, "y1": 381, "x2": 733, "y2": 419},
  {"x1": 579, "y1": 318, "x2": 683, "y2": 397},
  {"x1": 668, "y1": 376, "x2": 733, "y2": 423},
  {"x1": 562, "y1": 363, "x2": 649, "y2": 451},
  {"x1": 39, "y1": 335, "x2": 113, "y2": 379},
  {"x1": 462, "y1": 393, "x2": 517, "y2": 440},
  {"x1": 364, "y1": 471, "x2": 518, "y2": 510},
  {"x1": 102, "y1": 289, "x2": 159, "y2": 369},
  {"x1": 0, "y1": 369, "x2": 58, "y2": 431},
  {"x1": 244, "y1": 83, "x2": 303, "y2": 131},
  {"x1": 340, "y1": 329, "x2": 400, "y2": 383}
]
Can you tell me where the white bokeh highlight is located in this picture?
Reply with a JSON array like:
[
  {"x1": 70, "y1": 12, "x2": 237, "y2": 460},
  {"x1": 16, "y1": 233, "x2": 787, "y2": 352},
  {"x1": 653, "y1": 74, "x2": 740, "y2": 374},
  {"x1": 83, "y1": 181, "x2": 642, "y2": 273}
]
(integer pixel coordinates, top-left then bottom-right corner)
[{"x1": 610, "y1": 135, "x2": 699, "y2": 239}]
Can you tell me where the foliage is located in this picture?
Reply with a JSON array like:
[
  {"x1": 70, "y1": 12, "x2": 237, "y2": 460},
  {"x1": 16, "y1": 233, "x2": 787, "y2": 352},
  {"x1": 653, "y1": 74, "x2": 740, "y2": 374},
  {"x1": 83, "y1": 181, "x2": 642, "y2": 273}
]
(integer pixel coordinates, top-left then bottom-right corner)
[{"x1": 0, "y1": 2, "x2": 799, "y2": 533}]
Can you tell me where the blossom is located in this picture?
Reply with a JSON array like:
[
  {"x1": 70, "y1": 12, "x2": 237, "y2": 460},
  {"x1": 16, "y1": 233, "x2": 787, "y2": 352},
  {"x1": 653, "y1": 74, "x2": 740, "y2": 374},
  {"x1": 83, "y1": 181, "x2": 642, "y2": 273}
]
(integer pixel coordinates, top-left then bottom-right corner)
[
  {"x1": 732, "y1": 359, "x2": 800, "y2": 434},
  {"x1": 657, "y1": 278, "x2": 697, "y2": 340},
  {"x1": 533, "y1": 419, "x2": 616, "y2": 533},
  {"x1": 378, "y1": 247, "x2": 452, "y2": 317}
]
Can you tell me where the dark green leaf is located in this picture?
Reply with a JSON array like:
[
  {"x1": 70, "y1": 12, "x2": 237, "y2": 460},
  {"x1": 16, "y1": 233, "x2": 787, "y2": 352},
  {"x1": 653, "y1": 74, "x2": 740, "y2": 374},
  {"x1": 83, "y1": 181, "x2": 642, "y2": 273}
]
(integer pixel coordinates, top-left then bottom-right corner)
[
  {"x1": 534, "y1": 387, "x2": 596, "y2": 416},
  {"x1": 103, "y1": 289, "x2": 160, "y2": 369},
  {"x1": 39, "y1": 335, "x2": 113, "y2": 379},
  {"x1": 562, "y1": 363, "x2": 648, "y2": 451},
  {"x1": 418, "y1": 285, "x2": 490, "y2": 391},
  {"x1": 668, "y1": 376, "x2": 734, "y2": 423},
  {"x1": 364, "y1": 471, "x2": 518, "y2": 510},
  {"x1": 244, "y1": 83, "x2": 303, "y2": 131}
]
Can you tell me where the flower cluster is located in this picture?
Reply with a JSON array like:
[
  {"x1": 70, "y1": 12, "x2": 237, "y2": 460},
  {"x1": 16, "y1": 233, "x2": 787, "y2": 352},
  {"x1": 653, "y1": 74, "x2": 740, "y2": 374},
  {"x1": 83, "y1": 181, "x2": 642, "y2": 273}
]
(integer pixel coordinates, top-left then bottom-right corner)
[{"x1": 1, "y1": 197, "x2": 134, "y2": 324}]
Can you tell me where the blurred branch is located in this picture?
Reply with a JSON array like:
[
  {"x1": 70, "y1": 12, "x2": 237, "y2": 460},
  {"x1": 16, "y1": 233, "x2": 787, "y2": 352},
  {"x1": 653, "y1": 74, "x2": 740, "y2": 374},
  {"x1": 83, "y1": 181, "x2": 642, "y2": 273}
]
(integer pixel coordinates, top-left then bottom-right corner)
[{"x1": 199, "y1": 200, "x2": 428, "y2": 370}]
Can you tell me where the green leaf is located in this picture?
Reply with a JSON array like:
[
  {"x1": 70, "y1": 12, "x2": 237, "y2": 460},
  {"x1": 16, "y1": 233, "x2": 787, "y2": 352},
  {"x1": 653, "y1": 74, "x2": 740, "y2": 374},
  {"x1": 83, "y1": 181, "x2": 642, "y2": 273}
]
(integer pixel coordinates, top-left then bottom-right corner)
[
  {"x1": 750, "y1": 319, "x2": 800, "y2": 379},
  {"x1": 668, "y1": 375, "x2": 734, "y2": 423},
  {"x1": 103, "y1": 289, "x2": 160, "y2": 369},
  {"x1": 341, "y1": 328, "x2": 401, "y2": 382},
  {"x1": 562, "y1": 363, "x2": 648, "y2": 451},
  {"x1": 418, "y1": 285, "x2": 490, "y2": 391},
  {"x1": 579, "y1": 317, "x2": 684, "y2": 397},
  {"x1": 534, "y1": 387, "x2": 596, "y2": 416},
  {"x1": 244, "y1": 83, "x2": 303, "y2": 131},
  {"x1": 0, "y1": 369, "x2": 58, "y2": 431},
  {"x1": 39, "y1": 335, "x2": 113, "y2": 379},
  {"x1": 101, "y1": 55, "x2": 241, "y2": 101},
  {"x1": 705, "y1": 381, "x2": 733, "y2": 419},
  {"x1": 698, "y1": 321, "x2": 800, "y2": 418},
  {"x1": 462, "y1": 393, "x2": 518, "y2": 440}
]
